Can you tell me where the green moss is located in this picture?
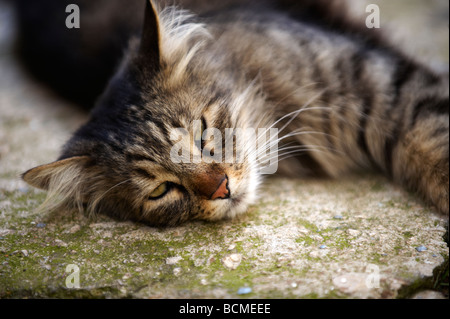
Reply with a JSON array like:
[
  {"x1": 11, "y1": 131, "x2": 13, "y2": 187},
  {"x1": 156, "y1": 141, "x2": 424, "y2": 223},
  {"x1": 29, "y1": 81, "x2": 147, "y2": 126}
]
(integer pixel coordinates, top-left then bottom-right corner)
[
  {"x1": 393, "y1": 246, "x2": 403, "y2": 254},
  {"x1": 329, "y1": 235, "x2": 352, "y2": 250},
  {"x1": 296, "y1": 218, "x2": 319, "y2": 232},
  {"x1": 402, "y1": 231, "x2": 414, "y2": 239},
  {"x1": 296, "y1": 236, "x2": 316, "y2": 247},
  {"x1": 1, "y1": 174, "x2": 448, "y2": 298},
  {"x1": 369, "y1": 253, "x2": 389, "y2": 265}
]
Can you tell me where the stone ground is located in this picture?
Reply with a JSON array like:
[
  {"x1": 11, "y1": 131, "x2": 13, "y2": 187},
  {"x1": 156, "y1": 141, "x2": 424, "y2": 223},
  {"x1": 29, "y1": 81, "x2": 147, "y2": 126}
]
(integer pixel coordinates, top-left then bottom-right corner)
[{"x1": 0, "y1": 0, "x2": 448, "y2": 299}]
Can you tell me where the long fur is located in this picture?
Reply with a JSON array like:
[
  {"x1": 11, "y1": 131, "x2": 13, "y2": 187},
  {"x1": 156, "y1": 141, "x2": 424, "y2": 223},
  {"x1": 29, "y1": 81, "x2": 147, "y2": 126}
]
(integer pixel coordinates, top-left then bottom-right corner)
[{"x1": 19, "y1": 1, "x2": 449, "y2": 226}]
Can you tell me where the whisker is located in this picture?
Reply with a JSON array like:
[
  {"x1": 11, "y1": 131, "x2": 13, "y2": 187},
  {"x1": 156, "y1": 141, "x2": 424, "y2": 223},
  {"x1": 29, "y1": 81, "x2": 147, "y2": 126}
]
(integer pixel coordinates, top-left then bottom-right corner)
[
  {"x1": 260, "y1": 149, "x2": 328, "y2": 165},
  {"x1": 259, "y1": 145, "x2": 338, "y2": 163},
  {"x1": 248, "y1": 129, "x2": 337, "y2": 160},
  {"x1": 255, "y1": 93, "x2": 328, "y2": 146},
  {"x1": 243, "y1": 81, "x2": 323, "y2": 129}
]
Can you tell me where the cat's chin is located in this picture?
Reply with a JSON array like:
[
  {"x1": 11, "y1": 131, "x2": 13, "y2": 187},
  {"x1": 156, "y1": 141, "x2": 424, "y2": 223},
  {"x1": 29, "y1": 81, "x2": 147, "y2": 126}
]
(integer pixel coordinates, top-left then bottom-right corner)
[
  {"x1": 227, "y1": 193, "x2": 254, "y2": 218},
  {"x1": 204, "y1": 196, "x2": 249, "y2": 221}
]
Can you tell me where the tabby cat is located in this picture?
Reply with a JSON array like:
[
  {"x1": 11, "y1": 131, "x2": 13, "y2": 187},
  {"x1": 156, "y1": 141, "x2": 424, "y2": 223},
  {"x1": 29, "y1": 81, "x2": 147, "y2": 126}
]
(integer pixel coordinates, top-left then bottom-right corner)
[{"x1": 19, "y1": 0, "x2": 449, "y2": 226}]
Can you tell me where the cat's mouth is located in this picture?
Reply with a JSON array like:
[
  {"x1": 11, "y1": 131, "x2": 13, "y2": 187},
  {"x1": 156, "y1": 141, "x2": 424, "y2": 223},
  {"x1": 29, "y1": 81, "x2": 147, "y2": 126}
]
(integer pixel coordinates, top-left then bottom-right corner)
[
  {"x1": 205, "y1": 175, "x2": 254, "y2": 220},
  {"x1": 206, "y1": 195, "x2": 243, "y2": 220},
  {"x1": 230, "y1": 194, "x2": 243, "y2": 207},
  {"x1": 209, "y1": 165, "x2": 260, "y2": 220}
]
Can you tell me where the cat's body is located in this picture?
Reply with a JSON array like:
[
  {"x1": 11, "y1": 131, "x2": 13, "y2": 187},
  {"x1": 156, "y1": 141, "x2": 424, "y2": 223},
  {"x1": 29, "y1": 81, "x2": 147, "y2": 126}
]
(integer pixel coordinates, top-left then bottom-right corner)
[{"x1": 18, "y1": 0, "x2": 449, "y2": 226}]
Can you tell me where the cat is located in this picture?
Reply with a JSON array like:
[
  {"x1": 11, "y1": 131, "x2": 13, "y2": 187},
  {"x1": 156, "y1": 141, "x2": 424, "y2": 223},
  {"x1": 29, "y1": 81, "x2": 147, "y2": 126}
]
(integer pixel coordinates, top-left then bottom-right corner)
[{"x1": 18, "y1": 0, "x2": 449, "y2": 226}]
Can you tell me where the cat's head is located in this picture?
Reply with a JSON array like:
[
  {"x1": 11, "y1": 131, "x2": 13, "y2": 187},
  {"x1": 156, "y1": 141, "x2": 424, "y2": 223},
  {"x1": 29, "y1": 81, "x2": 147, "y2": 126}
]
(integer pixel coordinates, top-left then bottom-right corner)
[{"x1": 22, "y1": 1, "x2": 270, "y2": 226}]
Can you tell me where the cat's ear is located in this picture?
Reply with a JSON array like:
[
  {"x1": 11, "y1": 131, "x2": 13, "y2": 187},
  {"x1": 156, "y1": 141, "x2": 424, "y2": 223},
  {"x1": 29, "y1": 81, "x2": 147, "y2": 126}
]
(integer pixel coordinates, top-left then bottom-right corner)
[
  {"x1": 22, "y1": 156, "x2": 92, "y2": 190},
  {"x1": 139, "y1": 0, "x2": 161, "y2": 64}
]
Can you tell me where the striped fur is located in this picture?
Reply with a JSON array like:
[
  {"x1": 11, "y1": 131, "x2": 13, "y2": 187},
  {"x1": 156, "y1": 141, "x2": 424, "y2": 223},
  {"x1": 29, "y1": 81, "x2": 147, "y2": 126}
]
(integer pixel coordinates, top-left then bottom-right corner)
[{"x1": 21, "y1": 0, "x2": 448, "y2": 226}]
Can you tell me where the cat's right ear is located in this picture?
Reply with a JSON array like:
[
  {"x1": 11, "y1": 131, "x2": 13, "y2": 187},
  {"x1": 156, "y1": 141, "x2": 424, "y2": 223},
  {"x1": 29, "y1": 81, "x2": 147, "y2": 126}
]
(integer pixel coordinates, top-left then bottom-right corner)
[
  {"x1": 139, "y1": 0, "x2": 161, "y2": 65},
  {"x1": 22, "y1": 156, "x2": 92, "y2": 190}
]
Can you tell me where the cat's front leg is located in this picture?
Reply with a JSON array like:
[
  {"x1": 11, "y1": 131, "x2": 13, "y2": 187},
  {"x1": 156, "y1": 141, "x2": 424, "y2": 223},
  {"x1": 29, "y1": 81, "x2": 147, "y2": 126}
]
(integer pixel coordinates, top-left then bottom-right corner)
[
  {"x1": 361, "y1": 66, "x2": 449, "y2": 215},
  {"x1": 388, "y1": 97, "x2": 449, "y2": 214}
]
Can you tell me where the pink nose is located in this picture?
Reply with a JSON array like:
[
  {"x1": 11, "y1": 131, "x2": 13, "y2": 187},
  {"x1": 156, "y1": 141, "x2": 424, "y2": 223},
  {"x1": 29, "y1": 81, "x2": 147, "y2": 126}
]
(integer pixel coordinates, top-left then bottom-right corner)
[
  {"x1": 211, "y1": 176, "x2": 230, "y2": 200},
  {"x1": 192, "y1": 172, "x2": 231, "y2": 200}
]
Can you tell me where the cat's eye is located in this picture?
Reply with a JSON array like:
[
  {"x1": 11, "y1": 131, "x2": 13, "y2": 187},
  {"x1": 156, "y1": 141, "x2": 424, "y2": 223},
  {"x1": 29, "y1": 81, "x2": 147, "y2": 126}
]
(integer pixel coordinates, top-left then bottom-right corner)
[{"x1": 148, "y1": 182, "x2": 170, "y2": 200}]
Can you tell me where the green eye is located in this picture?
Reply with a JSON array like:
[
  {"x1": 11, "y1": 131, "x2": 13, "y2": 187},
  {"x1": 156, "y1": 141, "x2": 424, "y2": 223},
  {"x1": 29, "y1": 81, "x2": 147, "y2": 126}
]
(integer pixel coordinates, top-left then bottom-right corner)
[{"x1": 148, "y1": 182, "x2": 169, "y2": 200}]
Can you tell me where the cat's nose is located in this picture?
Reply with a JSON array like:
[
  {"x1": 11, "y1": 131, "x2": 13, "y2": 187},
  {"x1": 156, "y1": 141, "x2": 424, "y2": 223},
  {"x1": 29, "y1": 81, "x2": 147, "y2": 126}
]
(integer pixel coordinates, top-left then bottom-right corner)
[
  {"x1": 210, "y1": 176, "x2": 230, "y2": 200},
  {"x1": 194, "y1": 174, "x2": 230, "y2": 200}
]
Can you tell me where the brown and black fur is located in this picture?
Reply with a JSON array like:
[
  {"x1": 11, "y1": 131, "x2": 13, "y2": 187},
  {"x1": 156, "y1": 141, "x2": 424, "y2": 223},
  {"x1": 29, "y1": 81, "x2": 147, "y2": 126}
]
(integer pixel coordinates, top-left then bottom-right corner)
[{"x1": 17, "y1": 0, "x2": 449, "y2": 226}]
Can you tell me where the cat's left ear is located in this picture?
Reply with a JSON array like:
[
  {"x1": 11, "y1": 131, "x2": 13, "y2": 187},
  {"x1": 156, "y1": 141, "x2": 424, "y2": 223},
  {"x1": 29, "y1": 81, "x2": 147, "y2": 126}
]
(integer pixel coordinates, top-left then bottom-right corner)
[
  {"x1": 139, "y1": 0, "x2": 161, "y2": 64},
  {"x1": 22, "y1": 156, "x2": 93, "y2": 190}
]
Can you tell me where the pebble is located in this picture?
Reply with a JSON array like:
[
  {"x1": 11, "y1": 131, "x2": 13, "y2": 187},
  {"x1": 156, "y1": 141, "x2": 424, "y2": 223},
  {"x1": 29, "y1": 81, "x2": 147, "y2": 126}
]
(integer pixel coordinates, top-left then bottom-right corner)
[
  {"x1": 346, "y1": 229, "x2": 360, "y2": 238},
  {"x1": 102, "y1": 231, "x2": 113, "y2": 238},
  {"x1": 173, "y1": 230, "x2": 184, "y2": 237},
  {"x1": 119, "y1": 288, "x2": 127, "y2": 295},
  {"x1": 237, "y1": 287, "x2": 252, "y2": 295},
  {"x1": 222, "y1": 253, "x2": 242, "y2": 270},
  {"x1": 166, "y1": 256, "x2": 183, "y2": 265},
  {"x1": 67, "y1": 225, "x2": 81, "y2": 234},
  {"x1": 55, "y1": 239, "x2": 68, "y2": 247},
  {"x1": 416, "y1": 246, "x2": 428, "y2": 252},
  {"x1": 173, "y1": 267, "x2": 182, "y2": 276},
  {"x1": 18, "y1": 186, "x2": 29, "y2": 193},
  {"x1": 122, "y1": 273, "x2": 131, "y2": 280},
  {"x1": 231, "y1": 254, "x2": 241, "y2": 262}
]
